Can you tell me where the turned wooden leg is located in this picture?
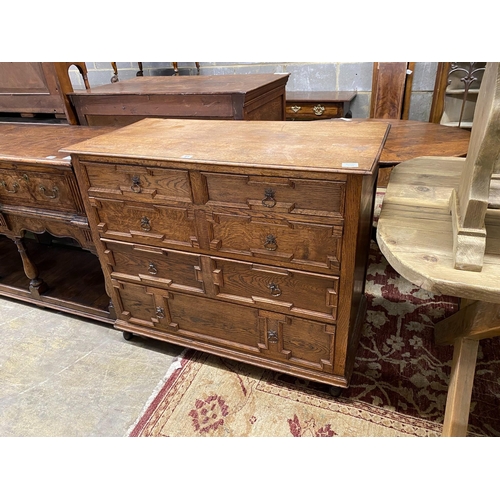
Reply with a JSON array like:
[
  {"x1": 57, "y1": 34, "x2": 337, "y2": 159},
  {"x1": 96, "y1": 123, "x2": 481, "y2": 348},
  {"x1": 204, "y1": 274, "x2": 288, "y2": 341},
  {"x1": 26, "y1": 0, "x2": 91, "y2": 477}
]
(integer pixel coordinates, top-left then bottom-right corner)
[
  {"x1": 111, "y1": 62, "x2": 119, "y2": 83},
  {"x1": 136, "y1": 62, "x2": 143, "y2": 77},
  {"x1": 13, "y1": 237, "x2": 48, "y2": 299},
  {"x1": 195, "y1": 62, "x2": 200, "y2": 74},
  {"x1": 172, "y1": 62, "x2": 179, "y2": 76},
  {"x1": 442, "y1": 337, "x2": 479, "y2": 437},
  {"x1": 77, "y1": 64, "x2": 90, "y2": 90}
]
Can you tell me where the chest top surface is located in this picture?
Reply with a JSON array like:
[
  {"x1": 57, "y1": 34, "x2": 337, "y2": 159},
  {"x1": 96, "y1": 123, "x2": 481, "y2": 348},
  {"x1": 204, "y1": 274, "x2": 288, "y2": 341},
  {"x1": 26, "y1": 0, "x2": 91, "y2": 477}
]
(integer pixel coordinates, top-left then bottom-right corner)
[
  {"x1": 62, "y1": 118, "x2": 389, "y2": 174},
  {"x1": 69, "y1": 74, "x2": 290, "y2": 97},
  {"x1": 0, "y1": 123, "x2": 114, "y2": 165}
]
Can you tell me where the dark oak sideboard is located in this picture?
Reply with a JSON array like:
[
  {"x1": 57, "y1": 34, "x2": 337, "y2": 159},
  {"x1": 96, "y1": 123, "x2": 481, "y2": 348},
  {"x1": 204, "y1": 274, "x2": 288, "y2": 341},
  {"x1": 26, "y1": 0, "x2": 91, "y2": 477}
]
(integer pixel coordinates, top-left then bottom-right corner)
[
  {"x1": 65, "y1": 118, "x2": 389, "y2": 389},
  {"x1": 0, "y1": 123, "x2": 115, "y2": 322},
  {"x1": 69, "y1": 74, "x2": 290, "y2": 126}
]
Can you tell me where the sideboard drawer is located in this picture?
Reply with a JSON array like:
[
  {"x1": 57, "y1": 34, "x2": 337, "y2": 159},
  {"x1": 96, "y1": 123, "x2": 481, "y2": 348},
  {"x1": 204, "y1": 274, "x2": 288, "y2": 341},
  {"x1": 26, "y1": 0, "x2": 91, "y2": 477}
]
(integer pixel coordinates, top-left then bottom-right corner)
[
  {"x1": 90, "y1": 197, "x2": 199, "y2": 249},
  {"x1": 83, "y1": 161, "x2": 193, "y2": 206},
  {"x1": 102, "y1": 239, "x2": 205, "y2": 294},
  {"x1": 209, "y1": 257, "x2": 339, "y2": 322},
  {"x1": 286, "y1": 102, "x2": 344, "y2": 120},
  {"x1": 285, "y1": 91, "x2": 356, "y2": 122},
  {"x1": 0, "y1": 164, "x2": 82, "y2": 214},
  {"x1": 203, "y1": 172, "x2": 346, "y2": 217}
]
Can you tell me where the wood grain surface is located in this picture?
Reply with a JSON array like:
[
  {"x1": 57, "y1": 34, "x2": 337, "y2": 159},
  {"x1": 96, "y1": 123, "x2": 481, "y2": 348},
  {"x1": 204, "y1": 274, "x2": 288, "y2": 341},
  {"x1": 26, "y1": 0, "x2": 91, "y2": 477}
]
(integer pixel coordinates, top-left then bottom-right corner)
[
  {"x1": 63, "y1": 118, "x2": 389, "y2": 174},
  {"x1": 0, "y1": 123, "x2": 114, "y2": 165},
  {"x1": 69, "y1": 74, "x2": 289, "y2": 95}
]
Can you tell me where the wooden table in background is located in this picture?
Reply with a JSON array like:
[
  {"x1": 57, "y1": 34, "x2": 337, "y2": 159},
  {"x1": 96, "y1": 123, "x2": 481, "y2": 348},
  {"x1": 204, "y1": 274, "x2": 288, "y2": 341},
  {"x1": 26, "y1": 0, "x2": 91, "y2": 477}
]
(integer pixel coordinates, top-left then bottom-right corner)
[
  {"x1": 346, "y1": 119, "x2": 471, "y2": 187},
  {"x1": 69, "y1": 74, "x2": 290, "y2": 126}
]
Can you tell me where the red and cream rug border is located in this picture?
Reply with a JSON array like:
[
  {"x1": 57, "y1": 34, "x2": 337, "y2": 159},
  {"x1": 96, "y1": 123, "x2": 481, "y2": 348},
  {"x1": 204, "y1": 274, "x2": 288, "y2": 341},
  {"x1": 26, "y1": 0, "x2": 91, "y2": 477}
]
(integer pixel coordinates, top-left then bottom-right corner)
[{"x1": 128, "y1": 349, "x2": 443, "y2": 437}]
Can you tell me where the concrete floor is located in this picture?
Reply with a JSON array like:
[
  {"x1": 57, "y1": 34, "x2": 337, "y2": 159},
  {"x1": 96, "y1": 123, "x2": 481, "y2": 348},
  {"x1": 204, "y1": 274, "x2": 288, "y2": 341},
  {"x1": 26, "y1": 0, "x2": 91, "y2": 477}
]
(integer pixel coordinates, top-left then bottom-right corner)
[{"x1": 0, "y1": 296, "x2": 184, "y2": 437}]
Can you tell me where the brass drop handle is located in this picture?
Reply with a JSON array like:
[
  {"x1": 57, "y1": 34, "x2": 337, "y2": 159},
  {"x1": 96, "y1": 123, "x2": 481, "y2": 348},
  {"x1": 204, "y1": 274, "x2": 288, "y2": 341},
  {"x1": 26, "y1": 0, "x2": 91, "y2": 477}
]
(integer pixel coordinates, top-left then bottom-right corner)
[
  {"x1": 155, "y1": 307, "x2": 165, "y2": 319},
  {"x1": 140, "y1": 216, "x2": 151, "y2": 232},
  {"x1": 262, "y1": 188, "x2": 276, "y2": 208},
  {"x1": 148, "y1": 262, "x2": 158, "y2": 275},
  {"x1": 131, "y1": 175, "x2": 142, "y2": 193},
  {"x1": 39, "y1": 185, "x2": 59, "y2": 199},
  {"x1": 264, "y1": 234, "x2": 277, "y2": 251},
  {"x1": 0, "y1": 180, "x2": 19, "y2": 193},
  {"x1": 268, "y1": 283, "x2": 282, "y2": 297},
  {"x1": 267, "y1": 330, "x2": 278, "y2": 343},
  {"x1": 313, "y1": 104, "x2": 325, "y2": 116}
]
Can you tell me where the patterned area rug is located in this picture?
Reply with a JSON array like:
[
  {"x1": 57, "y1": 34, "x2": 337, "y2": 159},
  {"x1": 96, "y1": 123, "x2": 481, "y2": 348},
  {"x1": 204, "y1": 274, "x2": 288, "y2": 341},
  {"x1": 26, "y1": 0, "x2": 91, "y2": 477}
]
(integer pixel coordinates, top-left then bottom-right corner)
[
  {"x1": 128, "y1": 191, "x2": 500, "y2": 437},
  {"x1": 129, "y1": 347, "x2": 443, "y2": 437}
]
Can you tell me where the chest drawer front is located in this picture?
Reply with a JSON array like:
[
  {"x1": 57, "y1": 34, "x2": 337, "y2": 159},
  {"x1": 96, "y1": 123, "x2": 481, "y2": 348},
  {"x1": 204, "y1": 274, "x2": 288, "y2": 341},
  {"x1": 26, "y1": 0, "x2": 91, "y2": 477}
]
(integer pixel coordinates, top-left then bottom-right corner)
[
  {"x1": 210, "y1": 257, "x2": 338, "y2": 322},
  {"x1": 203, "y1": 173, "x2": 345, "y2": 217},
  {"x1": 114, "y1": 281, "x2": 335, "y2": 375},
  {"x1": 102, "y1": 239, "x2": 205, "y2": 294},
  {"x1": 83, "y1": 161, "x2": 193, "y2": 206},
  {"x1": 0, "y1": 166, "x2": 81, "y2": 213},
  {"x1": 286, "y1": 102, "x2": 343, "y2": 120},
  {"x1": 115, "y1": 281, "x2": 263, "y2": 353},
  {"x1": 91, "y1": 198, "x2": 199, "y2": 249},
  {"x1": 207, "y1": 212, "x2": 342, "y2": 274}
]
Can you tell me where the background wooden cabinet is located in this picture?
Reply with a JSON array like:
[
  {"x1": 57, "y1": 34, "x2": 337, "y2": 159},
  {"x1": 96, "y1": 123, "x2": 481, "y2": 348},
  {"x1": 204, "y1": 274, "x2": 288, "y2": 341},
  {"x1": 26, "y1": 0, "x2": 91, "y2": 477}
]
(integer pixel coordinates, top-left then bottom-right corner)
[
  {"x1": 0, "y1": 62, "x2": 88, "y2": 124},
  {"x1": 68, "y1": 74, "x2": 289, "y2": 126}
]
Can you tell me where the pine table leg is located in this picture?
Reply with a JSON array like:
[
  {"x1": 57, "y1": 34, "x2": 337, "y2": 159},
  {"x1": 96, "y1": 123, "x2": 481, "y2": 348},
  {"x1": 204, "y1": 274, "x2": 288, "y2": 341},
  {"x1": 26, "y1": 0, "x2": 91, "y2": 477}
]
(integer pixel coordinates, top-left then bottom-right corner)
[{"x1": 442, "y1": 336, "x2": 479, "y2": 437}]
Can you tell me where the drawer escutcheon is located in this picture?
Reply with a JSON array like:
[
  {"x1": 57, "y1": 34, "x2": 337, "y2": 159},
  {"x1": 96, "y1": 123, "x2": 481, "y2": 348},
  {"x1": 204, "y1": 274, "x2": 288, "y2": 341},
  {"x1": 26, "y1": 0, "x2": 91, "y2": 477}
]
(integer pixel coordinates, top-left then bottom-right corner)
[
  {"x1": 267, "y1": 282, "x2": 282, "y2": 297},
  {"x1": 39, "y1": 185, "x2": 59, "y2": 199},
  {"x1": 267, "y1": 330, "x2": 279, "y2": 343},
  {"x1": 131, "y1": 176, "x2": 142, "y2": 193},
  {"x1": 0, "y1": 180, "x2": 19, "y2": 193},
  {"x1": 313, "y1": 104, "x2": 325, "y2": 116},
  {"x1": 140, "y1": 216, "x2": 152, "y2": 232},
  {"x1": 264, "y1": 234, "x2": 278, "y2": 251},
  {"x1": 262, "y1": 188, "x2": 277, "y2": 208}
]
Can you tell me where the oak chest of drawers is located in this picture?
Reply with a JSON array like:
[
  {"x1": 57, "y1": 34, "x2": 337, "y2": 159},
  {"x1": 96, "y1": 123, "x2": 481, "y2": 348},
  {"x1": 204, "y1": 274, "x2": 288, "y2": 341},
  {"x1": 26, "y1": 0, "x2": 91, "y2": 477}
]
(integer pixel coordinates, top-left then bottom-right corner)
[{"x1": 65, "y1": 118, "x2": 389, "y2": 388}]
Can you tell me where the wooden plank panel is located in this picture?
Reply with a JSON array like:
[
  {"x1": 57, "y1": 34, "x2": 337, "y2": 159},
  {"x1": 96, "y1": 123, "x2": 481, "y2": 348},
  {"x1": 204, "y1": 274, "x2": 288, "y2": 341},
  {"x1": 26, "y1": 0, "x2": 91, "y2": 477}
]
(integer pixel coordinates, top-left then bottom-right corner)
[{"x1": 370, "y1": 62, "x2": 409, "y2": 119}]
